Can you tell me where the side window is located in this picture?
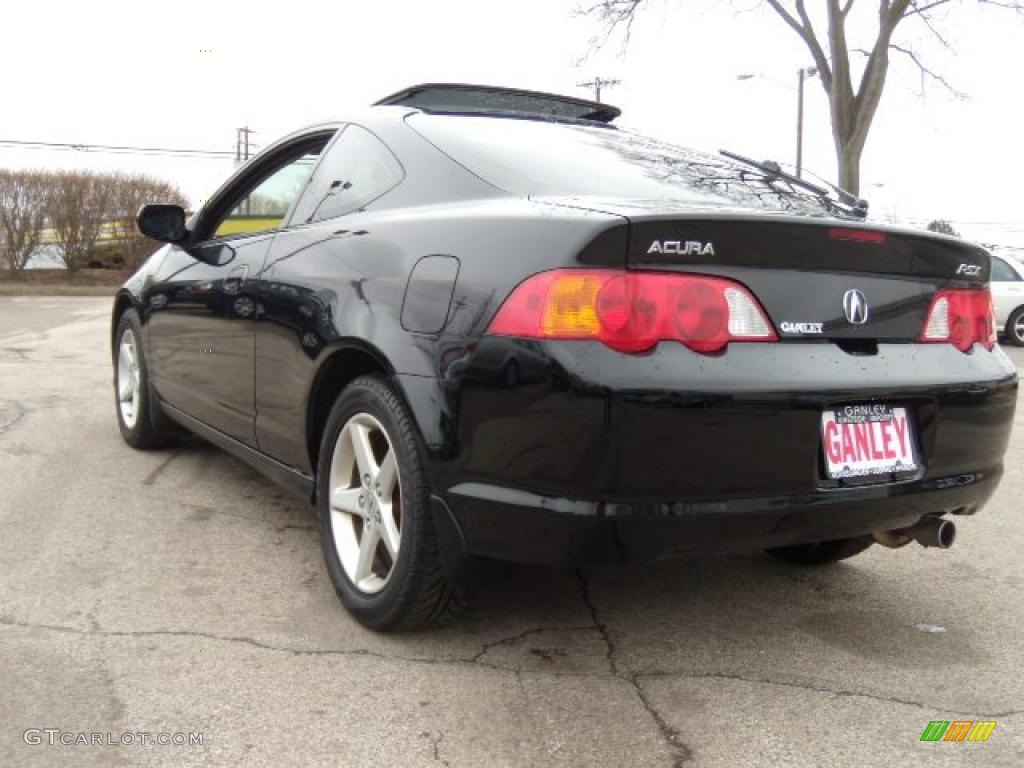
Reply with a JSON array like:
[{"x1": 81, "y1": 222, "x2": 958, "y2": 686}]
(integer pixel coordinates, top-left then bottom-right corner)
[
  {"x1": 213, "y1": 148, "x2": 324, "y2": 239},
  {"x1": 290, "y1": 125, "x2": 403, "y2": 225},
  {"x1": 991, "y1": 257, "x2": 1019, "y2": 283}
]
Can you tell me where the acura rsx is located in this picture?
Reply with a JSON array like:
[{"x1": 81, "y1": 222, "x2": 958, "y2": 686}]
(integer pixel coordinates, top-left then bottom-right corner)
[{"x1": 112, "y1": 84, "x2": 1017, "y2": 630}]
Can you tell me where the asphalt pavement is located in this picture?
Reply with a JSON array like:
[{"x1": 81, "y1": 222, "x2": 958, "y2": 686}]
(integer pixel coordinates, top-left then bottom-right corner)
[{"x1": 1, "y1": 295, "x2": 1022, "y2": 767}]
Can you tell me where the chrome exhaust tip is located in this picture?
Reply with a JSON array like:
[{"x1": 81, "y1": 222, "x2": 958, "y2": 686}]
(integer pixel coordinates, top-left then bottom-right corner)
[
  {"x1": 909, "y1": 516, "x2": 956, "y2": 549},
  {"x1": 874, "y1": 517, "x2": 956, "y2": 549}
]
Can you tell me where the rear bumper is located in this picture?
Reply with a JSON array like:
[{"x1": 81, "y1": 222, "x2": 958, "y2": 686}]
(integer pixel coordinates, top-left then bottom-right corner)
[
  {"x1": 400, "y1": 339, "x2": 1017, "y2": 566},
  {"x1": 444, "y1": 470, "x2": 1000, "y2": 565}
]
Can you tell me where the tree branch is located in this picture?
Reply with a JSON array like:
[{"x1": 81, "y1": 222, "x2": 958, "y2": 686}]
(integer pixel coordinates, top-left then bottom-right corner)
[
  {"x1": 900, "y1": 0, "x2": 952, "y2": 16},
  {"x1": 977, "y1": 0, "x2": 1024, "y2": 10},
  {"x1": 577, "y1": 0, "x2": 646, "y2": 51},
  {"x1": 765, "y1": 0, "x2": 833, "y2": 88},
  {"x1": 889, "y1": 43, "x2": 968, "y2": 98},
  {"x1": 906, "y1": 0, "x2": 954, "y2": 49}
]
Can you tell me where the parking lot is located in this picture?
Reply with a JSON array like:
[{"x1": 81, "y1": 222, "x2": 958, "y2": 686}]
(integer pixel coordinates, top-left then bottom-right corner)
[{"x1": 1, "y1": 295, "x2": 1021, "y2": 767}]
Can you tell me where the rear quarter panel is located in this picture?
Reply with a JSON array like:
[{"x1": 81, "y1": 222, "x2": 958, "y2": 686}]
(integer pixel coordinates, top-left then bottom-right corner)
[{"x1": 252, "y1": 198, "x2": 624, "y2": 473}]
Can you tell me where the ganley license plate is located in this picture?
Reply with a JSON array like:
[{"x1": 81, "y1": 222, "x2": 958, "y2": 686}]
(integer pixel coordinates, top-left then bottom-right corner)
[{"x1": 821, "y1": 404, "x2": 918, "y2": 480}]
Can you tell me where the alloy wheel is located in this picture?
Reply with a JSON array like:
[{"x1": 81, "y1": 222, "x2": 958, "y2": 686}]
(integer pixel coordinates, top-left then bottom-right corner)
[
  {"x1": 117, "y1": 330, "x2": 141, "y2": 429},
  {"x1": 328, "y1": 412, "x2": 402, "y2": 594}
]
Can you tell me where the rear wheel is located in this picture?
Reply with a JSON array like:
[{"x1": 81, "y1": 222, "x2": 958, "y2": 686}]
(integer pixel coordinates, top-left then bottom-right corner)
[
  {"x1": 767, "y1": 536, "x2": 873, "y2": 566},
  {"x1": 318, "y1": 375, "x2": 460, "y2": 631},
  {"x1": 1006, "y1": 307, "x2": 1024, "y2": 347}
]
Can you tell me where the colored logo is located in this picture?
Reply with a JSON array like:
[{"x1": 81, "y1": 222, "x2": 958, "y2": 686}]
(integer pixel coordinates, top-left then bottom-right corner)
[{"x1": 920, "y1": 720, "x2": 997, "y2": 742}]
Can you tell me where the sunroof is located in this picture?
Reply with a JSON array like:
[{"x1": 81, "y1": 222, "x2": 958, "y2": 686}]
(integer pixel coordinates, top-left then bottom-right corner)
[{"x1": 375, "y1": 83, "x2": 621, "y2": 124}]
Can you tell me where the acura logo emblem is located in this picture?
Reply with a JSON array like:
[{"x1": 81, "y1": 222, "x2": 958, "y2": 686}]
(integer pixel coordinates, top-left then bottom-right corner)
[{"x1": 843, "y1": 289, "x2": 869, "y2": 325}]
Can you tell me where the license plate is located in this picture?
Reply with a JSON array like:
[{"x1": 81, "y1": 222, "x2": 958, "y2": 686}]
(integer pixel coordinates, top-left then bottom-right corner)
[{"x1": 821, "y1": 405, "x2": 918, "y2": 480}]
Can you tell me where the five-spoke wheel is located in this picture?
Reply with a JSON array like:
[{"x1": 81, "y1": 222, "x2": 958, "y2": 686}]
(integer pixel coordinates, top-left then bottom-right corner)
[
  {"x1": 318, "y1": 375, "x2": 460, "y2": 630},
  {"x1": 328, "y1": 413, "x2": 402, "y2": 594},
  {"x1": 113, "y1": 308, "x2": 181, "y2": 449},
  {"x1": 117, "y1": 329, "x2": 142, "y2": 429}
]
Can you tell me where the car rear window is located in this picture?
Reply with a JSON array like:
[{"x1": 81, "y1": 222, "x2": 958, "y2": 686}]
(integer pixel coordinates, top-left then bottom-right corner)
[{"x1": 408, "y1": 113, "x2": 830, "y2": 216}]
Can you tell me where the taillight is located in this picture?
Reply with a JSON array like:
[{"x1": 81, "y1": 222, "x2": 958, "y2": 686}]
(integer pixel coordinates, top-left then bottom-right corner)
[
  {"x1": 920, "y1": 288, "x2": 996, "y2": 352},
  {"x1": 487, "y1": 269, "x2": 776, "y2": 354}
]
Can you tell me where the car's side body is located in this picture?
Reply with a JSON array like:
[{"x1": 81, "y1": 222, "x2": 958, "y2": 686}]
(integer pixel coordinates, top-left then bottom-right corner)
[{"x1": 114, "y1": 92, "x2": 1017, "y2": 572}]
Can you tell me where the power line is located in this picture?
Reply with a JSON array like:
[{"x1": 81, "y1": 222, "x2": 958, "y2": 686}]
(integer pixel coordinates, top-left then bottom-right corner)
[
  {"x1": 0, "y1": 138, "x2": 236, "y2": 159},
  {"x1": 577, "y1": 77, "x2": 620, "y2": 103}
]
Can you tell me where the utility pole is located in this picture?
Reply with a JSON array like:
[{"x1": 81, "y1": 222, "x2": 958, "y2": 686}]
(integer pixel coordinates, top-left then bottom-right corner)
[
  {"x1": 235, "y1": 126, "x2": 254, "y2": 164},
  {"x1": 577, "y1": 77, "x2": 620, "y2": 103},
  {"x1": 235, "y1": 126, "x2": 255, "y2": 214},
  {"x1": 795, "y1": 68, "x2": 817, "y2": 178}
]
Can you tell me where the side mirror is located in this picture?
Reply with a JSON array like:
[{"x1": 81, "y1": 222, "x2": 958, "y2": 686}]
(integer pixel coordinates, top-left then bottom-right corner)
[{"x1": 137, "y1": 204, "x2": 188, "y2": 244}]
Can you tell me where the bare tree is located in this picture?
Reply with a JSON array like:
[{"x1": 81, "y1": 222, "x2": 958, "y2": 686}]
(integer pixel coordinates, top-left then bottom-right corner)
[
  {"x1": 581, "y1": 0, "x2": 1023, "y2": 195},
  {"x1": 0, "y1": 170, "x2": 50, "y2": 272},
  {"x1": 108, "y1": 173, "x2": 188, "y2": 272},
  {"x1": 46, "y1": 171, "x2": 115, "y2": 271}
]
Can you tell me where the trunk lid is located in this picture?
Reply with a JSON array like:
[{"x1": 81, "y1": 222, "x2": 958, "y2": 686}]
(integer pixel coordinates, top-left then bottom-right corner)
[{"x1": 544, "y1": 197, "x2": 992, "y2": 342}]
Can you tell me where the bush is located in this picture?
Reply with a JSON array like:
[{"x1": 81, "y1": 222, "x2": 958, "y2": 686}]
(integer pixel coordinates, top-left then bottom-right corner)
[{"x1": 0, "y1": 168, "x2": 187, "y2": 272}]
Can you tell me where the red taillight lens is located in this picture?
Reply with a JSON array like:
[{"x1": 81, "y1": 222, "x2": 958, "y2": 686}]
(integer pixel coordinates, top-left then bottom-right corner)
[
  {"x1": 920, "y1": 288, "x2": 996, "y2": 352},
  {"x1": 487, "y1": 269, "x2": 777, "y2": 354}
]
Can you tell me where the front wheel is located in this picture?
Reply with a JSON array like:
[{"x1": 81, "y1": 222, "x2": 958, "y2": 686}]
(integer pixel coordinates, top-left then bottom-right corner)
[
  {"x1": 317, "y1": 375, "x2": 461, "y2": 631},
  {"x1": 114, "y1": 310, "x2": 179, "y2": 449},
  {"x1": 1005, "y1": 307, "x2": 1024, "y2": 347},
  {"x1": 767, "y1": 536, "x2": 873, "y2": 566}
]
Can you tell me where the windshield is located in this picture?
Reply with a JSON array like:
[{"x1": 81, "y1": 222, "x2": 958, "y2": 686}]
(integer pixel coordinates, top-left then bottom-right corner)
[{"x1": 408, "y1": 113, "x2": 843, "y2": 217}]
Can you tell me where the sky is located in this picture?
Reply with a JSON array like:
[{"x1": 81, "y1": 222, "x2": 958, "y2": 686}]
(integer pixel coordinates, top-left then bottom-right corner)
[{"x1": 2, "y1": 0, "x2": 1022, "y2": 250}]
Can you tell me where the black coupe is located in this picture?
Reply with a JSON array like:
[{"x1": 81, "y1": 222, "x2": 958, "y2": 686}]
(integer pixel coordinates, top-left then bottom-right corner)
[{"x1": 113, "y1": 84, "x2": 1017, "y2": 630}]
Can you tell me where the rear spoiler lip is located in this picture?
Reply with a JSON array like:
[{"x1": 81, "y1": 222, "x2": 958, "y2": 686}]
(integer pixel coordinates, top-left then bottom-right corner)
[
  {"x1": 528, "y1": 195, "x2": 992, "y2": 248},
  {"x1": 374, "y1": 82, "x2": 621, "y2": 123}
]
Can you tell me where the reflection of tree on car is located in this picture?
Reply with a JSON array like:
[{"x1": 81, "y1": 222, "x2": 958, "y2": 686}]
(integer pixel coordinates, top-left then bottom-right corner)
[
  {"x1": 443, "y1": 338, "x2": 551, "y2": 388},
  {"x1": 257, "y1": 280, "x2": 338, "y2": 357}
]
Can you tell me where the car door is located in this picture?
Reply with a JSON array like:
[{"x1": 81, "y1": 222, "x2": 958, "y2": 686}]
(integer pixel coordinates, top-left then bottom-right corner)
[
  {"x1": 144, "y1": 130, "x2": 335, "y2": 444},
  {"x1": 252, "y1": 124, "x2": 406, "y2": 470},
  {"x1": 990, "y1": 255, "x2": 1024, "y2": 329}
]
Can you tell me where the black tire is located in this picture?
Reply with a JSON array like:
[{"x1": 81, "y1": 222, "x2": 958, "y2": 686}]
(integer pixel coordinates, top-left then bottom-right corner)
[
  {"x1": 1005, "y1": 307, "x2": 1024, "y2": 347},
  {"x1": 113, "y1": 309, "x2": 180, "y2": 450},
  {"x1": 767, "y1": 536, "x2": 873, "y2": 566},
  {"x1": 317, "y1": 375, "x2": 461, "y2": 631}
]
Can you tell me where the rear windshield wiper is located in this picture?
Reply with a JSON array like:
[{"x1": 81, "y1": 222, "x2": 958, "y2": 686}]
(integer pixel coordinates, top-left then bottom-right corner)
[{"x1": 719, "y1": 149, "x2": 868, "y2": 219}]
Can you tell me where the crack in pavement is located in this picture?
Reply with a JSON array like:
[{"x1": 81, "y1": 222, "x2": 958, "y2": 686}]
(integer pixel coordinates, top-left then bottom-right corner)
[
  {"x1": 0, "y1": 399, "x2": 27, "y2": 437},
  {"x1": 576, "y1": 569, "x2": 693, "y2": 766},
  {"x1": 0, "y1": 347, "x2": 32, "y2": 362},
  {"x1": 425, "y1": 730, "x2": 451, "y2": 767},
  {"x1": 4, "y1": 609, "x2": 1021, "y2": 736},
  {"x1": 469, "y1": 625, "x2": 593, "y2": 665},
  {"x1": 142, "y1": 448, "x2": 184, "y2": 486},
  {"x1": 0, "y1": 615, "x2": 602, "y2": 680},
  {"x1": 635, "y1": 669, "x2": 1024, "y2": 720}
]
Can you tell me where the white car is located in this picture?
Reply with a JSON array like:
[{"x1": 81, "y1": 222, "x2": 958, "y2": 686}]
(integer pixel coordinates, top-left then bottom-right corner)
[{"x1": 992, "y1": 253, "x2": 1024, "y2": 346}]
